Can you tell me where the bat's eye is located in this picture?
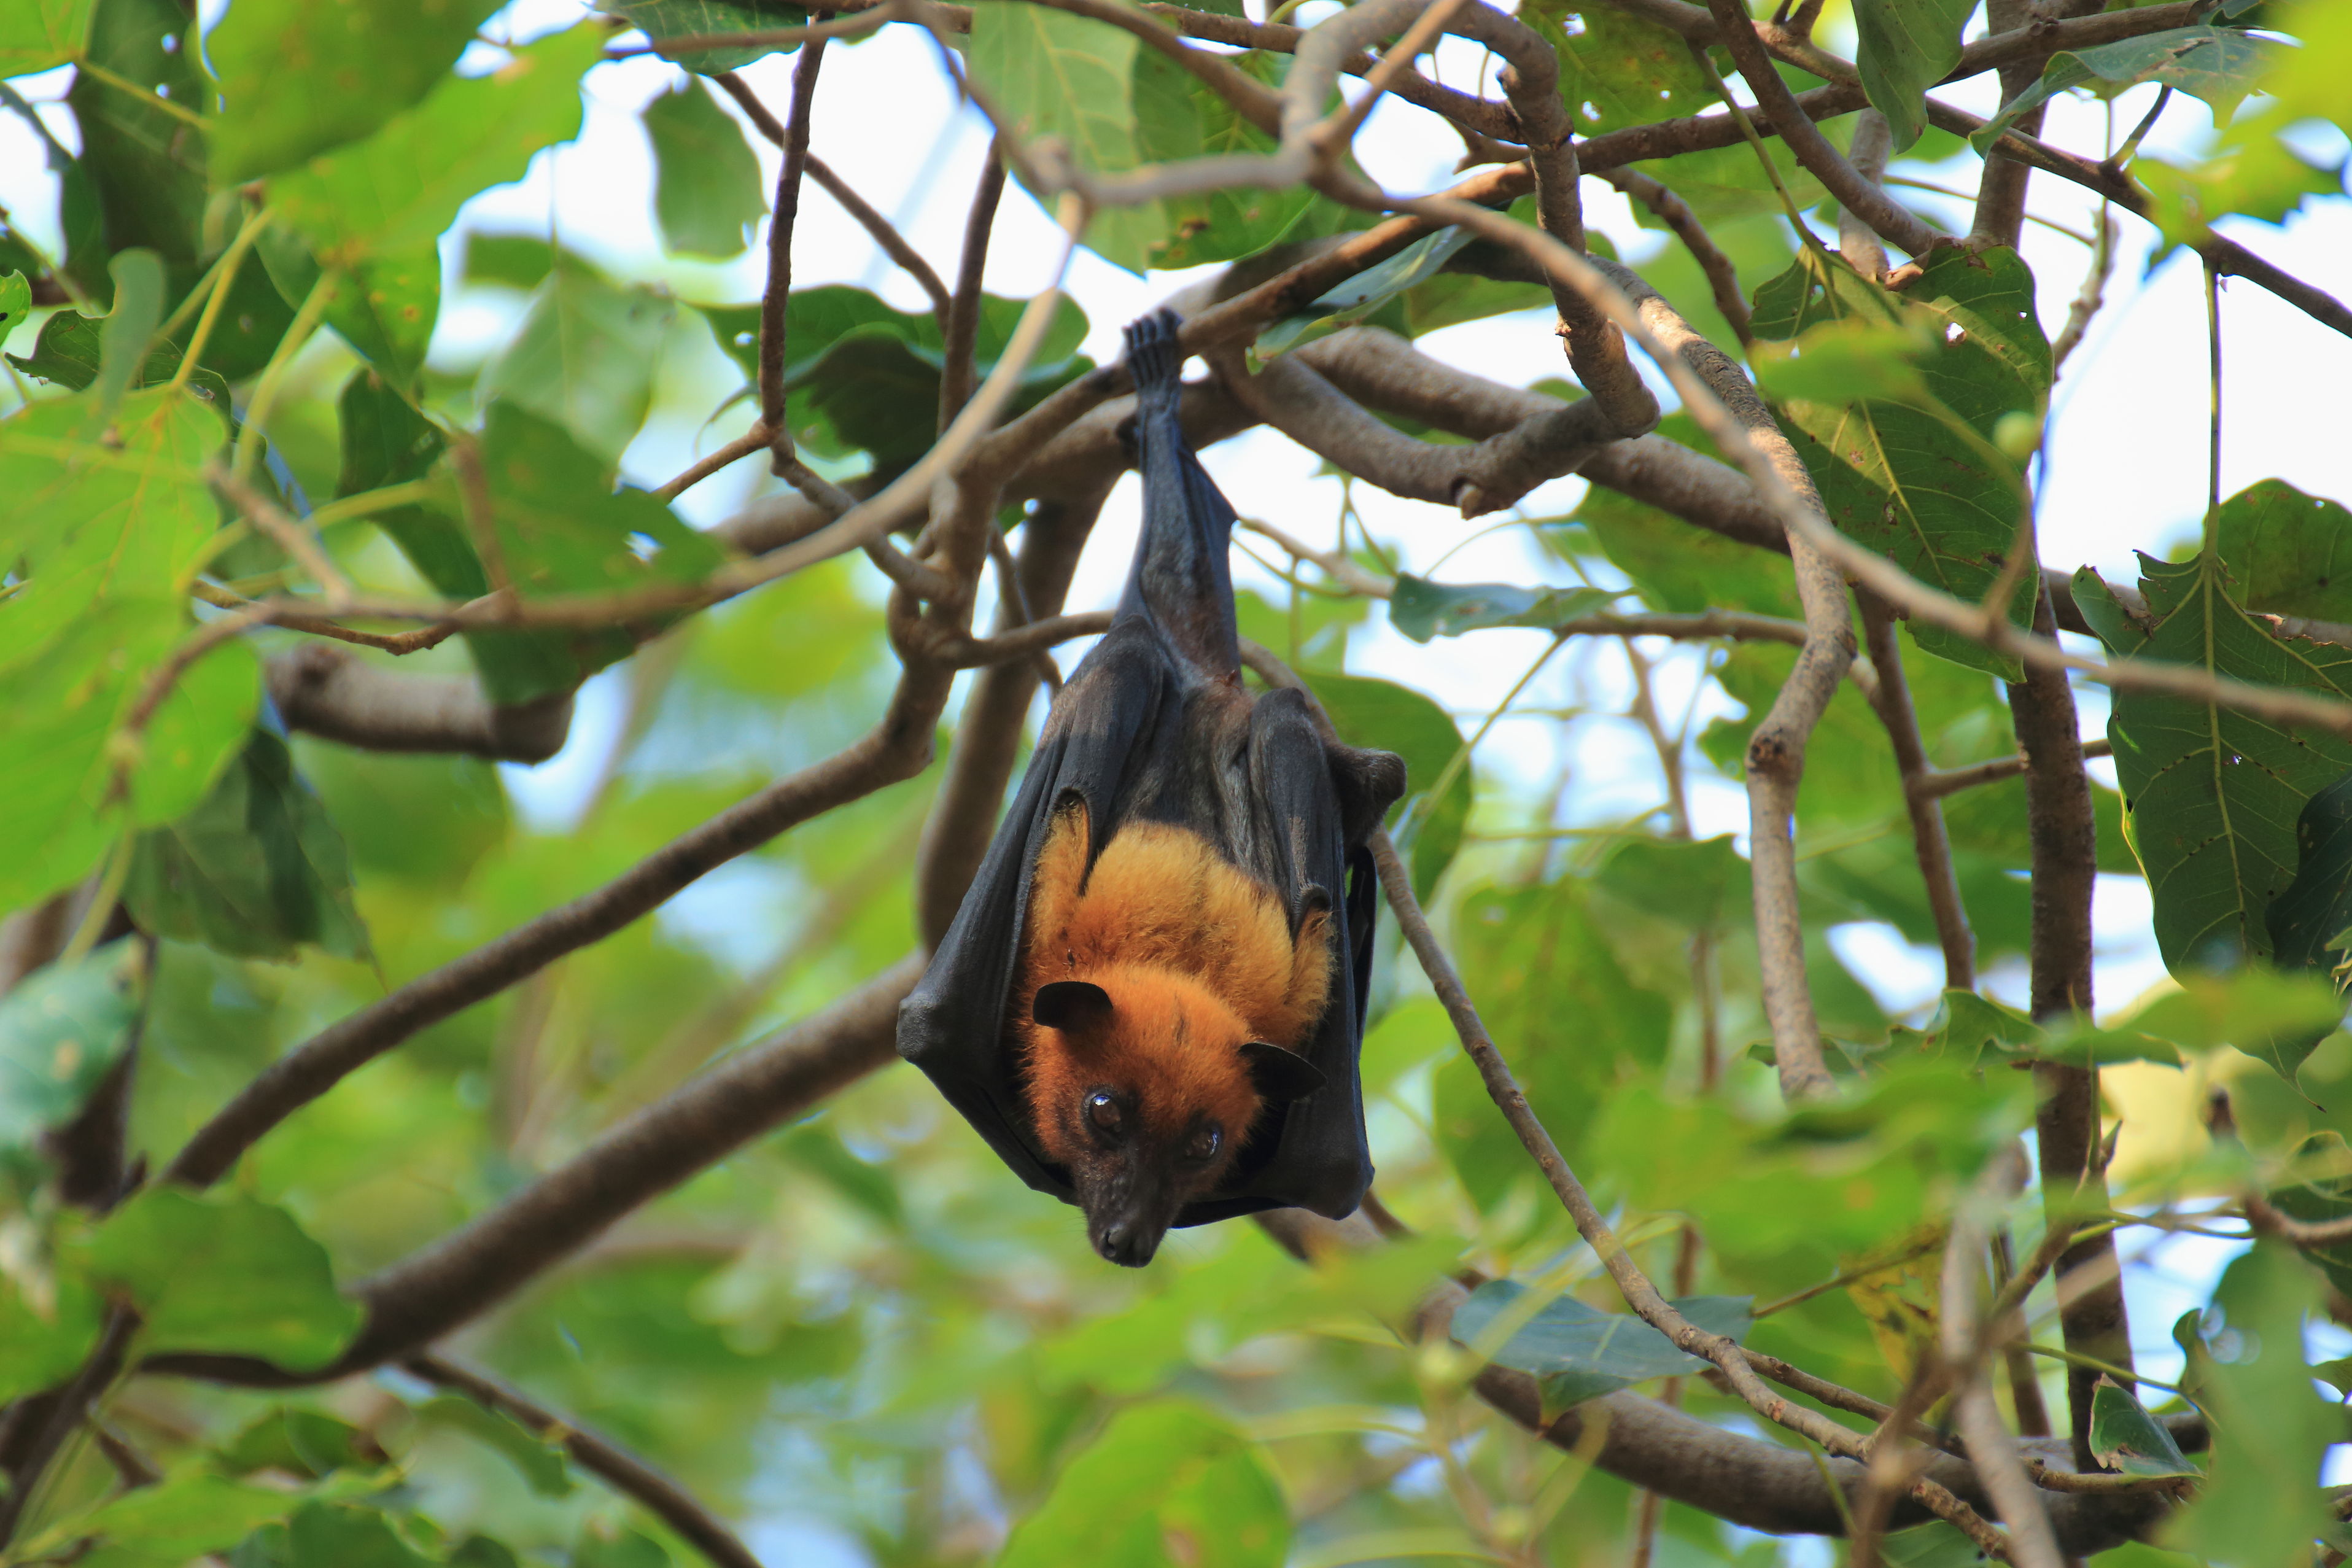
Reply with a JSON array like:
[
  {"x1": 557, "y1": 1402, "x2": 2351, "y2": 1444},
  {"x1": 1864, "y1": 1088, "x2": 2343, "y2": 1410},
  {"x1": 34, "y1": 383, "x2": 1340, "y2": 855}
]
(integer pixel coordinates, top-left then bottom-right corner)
[
  {"x1": 1184, "y1": 1123, "x2": 1222, "y2": 1164},
  {"x1": 1085, "y1": 1090, "x2": 1124, "y2": 1134}
]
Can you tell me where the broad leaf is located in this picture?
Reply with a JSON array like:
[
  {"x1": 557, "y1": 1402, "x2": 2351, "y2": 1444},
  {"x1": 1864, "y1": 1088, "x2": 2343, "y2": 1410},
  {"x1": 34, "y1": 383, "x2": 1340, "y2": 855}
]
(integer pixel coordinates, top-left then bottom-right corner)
[
  {"x1": 2166, "y1": 1244, "x2": 2334, "y2": 1565},
  {"x1": 601, "y1": 0, "x2": 807, "y2": 74},
  {"x1": 1453, "y1": 1280, "x2": 1752, "y2": 1415},
  {"x1": 1138, "y1": 50, "x2": 1347, "y2": 271},
  {"x1": 2267, "y1": 1132, "x2": 2352, "y2": 1295},
  {"x1": 2086, "y1": 551, "x2": 2352, "y2": 975},
  {"x1": 255, "y1": 230, "x2": 443, "y2": 390},
  {"x1": 231, "y1": 1501, "x2": 443, "y2": 1568},
  {"x1": 74, "y1": 1188, "x2": 363, "y2": 1370},
  {"x1": 413, "y1": 1395, "x2": 575, "y2": 1497},
  {"x1": 1301, "y1": 669, "x2": 1467, "y2": 902},
  {"x1": 206, "y1": 0, "x2": 502, "y2": 182},
  {"x1": 1974, "y1": 27, "x2": 2276, "y2": 154},
  {"x1": 2089, "y1": 1378, "x2": 2200, "y2": 1478},
  {"x1": 1255, "y1": 226, "x2": 1476, "y2": 359},
  {"x1": 125, "y1": 728, "x2": 371, "y2": 963},
  {"x1": 2270, "y1": 767, "x2": 2352, "y2": 974},
  {"x1": 477, "y1": 268, "x2": 676, "y2": 467},
  {"x1": 1388, "y1": 575, "x2": 1617, "y2": 642},
  {"x1": 0, "y1": 0, "x2": 95, "y2": 74},
  {"x1": 965, "y1": 2, "x2": 1170, "y2": 272},
  {"x1": 0, "y1": 940, "x2": 142, "y2": 1160},
  {"x1": 0, "y1": 1265, "x2": 100, "y2": 1404},
  {"x1": 67, "y1": 0, "x2": 206, "y2": 273},
  {"x1": 18, "y1": 1468, "x2": 311, "y2": 1568},
  {"x1": 5, "y1": 304, "x2": 233, "y2": 405},
  {"x1": 220, "y1": 1408, "x2": 382, "y2": 1480},
  {"x1": 1853, "y1": 0, "x2": 1974, "y2": 150},
  {"x1": 998, "y1": 1400, "x2": 1287, "y2": 1568},
  {"x1": 643, "y1": 80, "x2": 767, "y2": 260},
  {"x1": 2213, "y1": 477, "x2": 2352, "y2": 625},
  {"x1": 1751, "y1": 246, "x2": 2048, "y2": 678},
  {"x1": 1521, "y1": 0, "x2": 1712, "y2": 133},
  {"x1": 1594, "y1": 834, "x2": 1750, "y2": 931},
  {"x1": 269, "y1": 26, "x2": 599, "y2": 268}
]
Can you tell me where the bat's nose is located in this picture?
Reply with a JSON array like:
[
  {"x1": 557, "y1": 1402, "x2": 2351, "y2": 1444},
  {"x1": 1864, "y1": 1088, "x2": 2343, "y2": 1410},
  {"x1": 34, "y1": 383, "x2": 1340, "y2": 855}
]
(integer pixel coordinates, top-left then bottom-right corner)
[{"x1": 1096, "y1": 1219, "x2": 1157, "y2": 1267}]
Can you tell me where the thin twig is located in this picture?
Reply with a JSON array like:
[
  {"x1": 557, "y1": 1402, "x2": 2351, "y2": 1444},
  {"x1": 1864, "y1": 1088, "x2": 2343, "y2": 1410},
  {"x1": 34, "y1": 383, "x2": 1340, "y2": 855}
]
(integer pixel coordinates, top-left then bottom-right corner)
[
  {"x1": 208, "y1": 462, "x2": 353, "y2": 613},
  {"x1": 404, "y1": 1354, "x2": 763, "y2": 1568},
  {"x1": 759, "y1": 35, "x2": 828, "y2": 472},
  {"x1": 1911, "y1": 740, "x2": 2113, "y2": 799},
  {"x1": 654, "y1": 425, "x2": 770, "y2": 503},
  {"x1": 1860, "y1": 591, "x2": 1974, "y2": 990},
  {"x1": 941, "y1": 138, "x2": 1007, "y2": 428},
  {"x1": 807, "y1": 155, "x2": 952, "y2": 319}
]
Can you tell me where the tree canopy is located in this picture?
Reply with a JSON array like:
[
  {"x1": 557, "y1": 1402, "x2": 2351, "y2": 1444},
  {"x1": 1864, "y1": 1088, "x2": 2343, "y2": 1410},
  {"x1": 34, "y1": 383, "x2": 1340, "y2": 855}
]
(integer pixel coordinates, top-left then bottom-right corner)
[{"x1": 3, "y1": 1, "x2": 2352, "y2": 1566}]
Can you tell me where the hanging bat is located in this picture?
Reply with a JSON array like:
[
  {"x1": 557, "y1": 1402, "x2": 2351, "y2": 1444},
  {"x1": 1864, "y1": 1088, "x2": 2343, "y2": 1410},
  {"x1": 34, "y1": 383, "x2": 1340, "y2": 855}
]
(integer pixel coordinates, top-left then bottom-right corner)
[{"x1": 898, "y1": 309, "x2": 1406, "y2": 1266}]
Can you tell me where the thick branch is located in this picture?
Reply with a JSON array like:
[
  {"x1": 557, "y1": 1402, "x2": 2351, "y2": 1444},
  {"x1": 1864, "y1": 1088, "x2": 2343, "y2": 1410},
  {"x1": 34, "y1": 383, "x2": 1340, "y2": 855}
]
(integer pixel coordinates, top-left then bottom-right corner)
[
  {"x1": 1602, "y1": 167, "x2": 1753, "y2": 344},
  {"x1": 150, "y1": 960, "x2": 917, "y2": 1384},
  {"x1": 266, "y1": 644, "x2": 575, "y2": 764},
  {"x1": 161, "y1": 666, "x2": 948, "y2": 1190},
  {"x1": 2009, "y1": 582, "x2": 2127, "y2": 1469},
  {"x1": 404, "y1": 1354, "x2": 763, "y2": 1568}
]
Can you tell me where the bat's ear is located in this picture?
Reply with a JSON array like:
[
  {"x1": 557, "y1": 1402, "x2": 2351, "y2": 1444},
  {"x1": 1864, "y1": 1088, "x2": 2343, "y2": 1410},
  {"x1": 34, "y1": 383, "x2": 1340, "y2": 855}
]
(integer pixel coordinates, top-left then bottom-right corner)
[
  {"x1": 1034, "y1": 980, "x2": 1114, "y2": 1031},
  {"x1": 1240, "y1": 1041, "x2": 1325, "y2": 1104}
]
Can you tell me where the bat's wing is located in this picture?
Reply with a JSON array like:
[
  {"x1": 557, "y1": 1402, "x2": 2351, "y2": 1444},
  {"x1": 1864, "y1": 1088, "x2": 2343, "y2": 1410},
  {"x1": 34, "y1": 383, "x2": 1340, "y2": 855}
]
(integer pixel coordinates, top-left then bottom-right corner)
[{"x1": 896, "y1": 620, "x2": 1183, "y2": 1203}]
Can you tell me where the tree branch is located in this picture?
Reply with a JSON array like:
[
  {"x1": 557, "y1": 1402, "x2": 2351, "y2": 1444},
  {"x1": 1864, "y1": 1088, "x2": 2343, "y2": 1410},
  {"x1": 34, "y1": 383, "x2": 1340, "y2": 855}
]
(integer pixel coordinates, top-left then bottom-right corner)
[
  {"x1": 758, "y1": 39, "x2": 827, "y2": 471},
  {"x1": 1858, "y1": 592, "x2": 1975, "y2": 990},
  {"x1": 266, "y1": 644, "x2": 576, "y2": 764},
  {"x1": 403, "y1": 1354, "x2": 763, "y2": 1568},
  {"x1": 160, "y1": 666, "x2": 949, "y2": 1190},
  {"x1": 941, "y1": 139, "x2": 1008, "y2": 429},
  {"x1": 150, "y1": 959, "x2": 918, "y2": 1384},
  {"x1": 1601, "y1": 166, "x2": 1753, "y2": 344}
]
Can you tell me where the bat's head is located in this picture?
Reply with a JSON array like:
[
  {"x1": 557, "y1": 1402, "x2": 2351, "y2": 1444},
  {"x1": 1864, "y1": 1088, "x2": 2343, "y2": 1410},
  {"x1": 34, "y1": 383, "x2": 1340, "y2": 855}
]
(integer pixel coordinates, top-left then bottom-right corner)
[{"x1": 1023, "y1": 966, "x2": 1325, "y2": 1266}]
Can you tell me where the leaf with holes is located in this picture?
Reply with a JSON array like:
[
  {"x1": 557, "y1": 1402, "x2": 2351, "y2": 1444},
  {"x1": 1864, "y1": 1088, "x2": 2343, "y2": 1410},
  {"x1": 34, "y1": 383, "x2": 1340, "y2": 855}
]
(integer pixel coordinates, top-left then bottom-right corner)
[
  {"x1": 1454, "y1": 1281, "x2": 1751, "y2": 1416},
  {"x1": 1853, "y1": 0, "x2": 1974, "y2": 150},
  {"x1": 1388, "y1": 575, "x2": 1617, "y2": 642},
  {"x1": 1522, "y1": 1, "x2": 1712, "y2": 134},
  {"x1": 1751, "y1": 246, "x2": 2048, "y2": 679},
  {"x1": 1974, "y1": 27, "x2": 2277, "y2": 155},
  {"x1": 2086, "y1": 551, "x2": 2352, "y2": 980}
]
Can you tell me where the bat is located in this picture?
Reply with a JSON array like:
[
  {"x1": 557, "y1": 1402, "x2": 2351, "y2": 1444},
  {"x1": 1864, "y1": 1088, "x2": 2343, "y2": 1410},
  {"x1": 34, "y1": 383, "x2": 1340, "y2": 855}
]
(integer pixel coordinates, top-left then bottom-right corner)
[{"x1": 898, "y1": 309, "x2": 1407, "y2": 1265}]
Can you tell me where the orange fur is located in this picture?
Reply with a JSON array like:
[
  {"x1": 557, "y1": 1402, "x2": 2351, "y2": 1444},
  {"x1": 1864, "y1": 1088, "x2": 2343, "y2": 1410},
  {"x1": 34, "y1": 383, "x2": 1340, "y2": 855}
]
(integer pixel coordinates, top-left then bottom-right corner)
[{"x1": 1014, "y1": 802, "x2": 1332, "y2": 1160}]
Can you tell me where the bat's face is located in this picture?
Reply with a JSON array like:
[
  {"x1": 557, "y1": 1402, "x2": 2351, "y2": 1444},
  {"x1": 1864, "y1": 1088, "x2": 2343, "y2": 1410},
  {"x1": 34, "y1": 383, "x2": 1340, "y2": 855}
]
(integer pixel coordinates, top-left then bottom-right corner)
[{"x1": 1025, "y1": 971, "x2": 1325, "y2": 1266}]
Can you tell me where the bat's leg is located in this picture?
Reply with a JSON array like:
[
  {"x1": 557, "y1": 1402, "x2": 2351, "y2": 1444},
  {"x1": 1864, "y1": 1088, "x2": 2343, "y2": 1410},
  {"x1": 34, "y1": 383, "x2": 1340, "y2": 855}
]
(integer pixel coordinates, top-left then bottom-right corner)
[{"x1": 1116, "y1": 311, "x2": 1241, "y2": 683}]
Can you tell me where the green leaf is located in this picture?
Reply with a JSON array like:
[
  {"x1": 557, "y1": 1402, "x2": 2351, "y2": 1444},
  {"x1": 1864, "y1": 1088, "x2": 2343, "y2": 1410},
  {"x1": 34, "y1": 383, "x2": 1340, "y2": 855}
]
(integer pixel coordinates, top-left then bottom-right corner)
[
  {"x1": 1388, "y1": 575, "x2": 1617, "y2": 642},
  {"x1": 0, "y1": 1265, "x2": 100, "y2": 1404},
  {"x1": 2088, "y1": 1378, "x2": 2200, "y2": 1478},
  {"x1": 1852, "y1": 0, "x2": 1974, "y2": 150},
  {"x1": 461, "y1": 232, "x2": 561, "y2": 292},
  {"x1": 600, "y1": 0, "x2": 805, "y2": 74},
  {"x1": 2266, "y1": 1132, "x2": 2352, "y2": 1295},
  {"x1": 270, "y1": 25, "x2": 599, "y2": 268},
  {"x1": 966, "y1": 2, "x2": 1168, "y2": 273},
  {"x1": 1521, "y1": 1, "x2": 1712, "y2": 134},
  {"x1": 2214, "y1": 478, "x2": 2352, "y2": 624},
  {"x1": 1300, "y1": 670, "x2": 1467, "y2": 902},
  {"x1": 220, "y1": 1408, "x2": 381, "y2": 1480},
  {"x1": 125, "y1": 728, "x2": 370, "y2": 963},
  {"x1": 477, "y1": 269, "x2": 676, "y2": 467},
  {"x1": 1594, "y1": 834, "x2": 1750, "y2": 931},
  {"x1": 2258, "y1": 0, "x2": 2352, "y2": 138},
  {"x1": 74, "y1": 1188, "x2": 363, "y2": 1370},
  {"x1": 1750, "y1": 246, "x2": 2048, "y2": 679},
  {"x1": 23, "y1": 1469, "x2": 309, "y2": 1568},
  {"x1": 1436, "y1": 879, "x2": 1672, "y2": 1206},
  {"x1": 1973, "y1": 27, "x2": 2278, "y2": 155},
  {"x1": 0, "y1": 0, "x2": 95, "y2": 73},
  {"x1": 5, "y1": 303, "x2": 232, "y2": 405},
  {"x1": 295, "y1": 739, "x2": 508, "y2": 890},
  {"x1": 206, "y1": 0, "x2": 502, "y2": 183},
  {"x1": 573, "y1": 1526, "x2": 672, "y2": 1568},
  {"x1": 1254, "y1": 226, "x2": 1476, "y2": 359},
  {"x1": 1453, "y1": 1281, "x2": 1752, "y2": 1415},
  {"x1": 67, "y1": 0, "x2": 206, "y2": 274},
  {"x1": 96, "y1": 247, "x2": 165, "y2": 419},
  {"x1": 1137, "y1": 50, "x2": 1345, "y2": 272},
  {"x1": 999, "y1": 1399, "x2": 1288, "y2": 1568},
  {"x1": 0, "y1": 268, "x2": 31, "y2": 333},
  {"x1": 1875, "y1": 1524, "x2": 1986, "y2": 1568},
  {"x1": 231, "y1": 1502, "x2": 441, "y2": 1568},
  {"x1": 413, "y1": 1394, "x2": 575, "y2": 1497},
  {"x1": 2137, "y1": 128, "x2": 2346, "y2": 250},
  {"x1": 643, "y1": 80, "x2": 767, "y2": 260},
  {"x1": 2271, "y1": 767, "x2": 2352, "y2": 974},
  {"x1": 0, "y1": 940, "x2": 142, "y2": 1159},
  {"x1": 2087, "y1": 551, "x2": 2352, "y2": 975},
  {"x1": 1749, "y1": 314, "x2": 1932, "y2": 406},
  {"x1": 2166, "y1": 1243, "x2": 2335, "y2": 1565}
]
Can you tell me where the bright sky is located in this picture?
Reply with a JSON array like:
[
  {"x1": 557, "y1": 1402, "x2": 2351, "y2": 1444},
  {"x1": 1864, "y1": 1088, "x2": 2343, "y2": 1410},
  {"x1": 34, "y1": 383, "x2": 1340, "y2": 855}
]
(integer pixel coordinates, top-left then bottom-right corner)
[{"x1": 6, "y1": 4, "x2": 2352, "y2": 1537}]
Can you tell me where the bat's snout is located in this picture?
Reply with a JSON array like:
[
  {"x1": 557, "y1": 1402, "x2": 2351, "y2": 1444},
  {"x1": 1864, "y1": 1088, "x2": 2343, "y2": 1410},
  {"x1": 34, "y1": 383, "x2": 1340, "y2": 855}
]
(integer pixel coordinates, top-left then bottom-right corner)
[{"x1": 1095, "y1": 1217, "x2": 1162, "y2": 1267}]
